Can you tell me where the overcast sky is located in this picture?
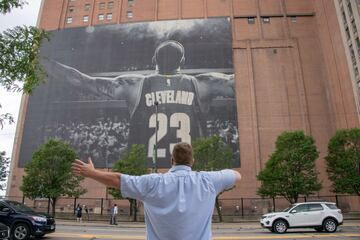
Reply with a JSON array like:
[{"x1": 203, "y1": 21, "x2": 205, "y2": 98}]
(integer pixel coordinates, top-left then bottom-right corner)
[{"x1": 0, "y1": 0, "x2": 42, "y2": 195}]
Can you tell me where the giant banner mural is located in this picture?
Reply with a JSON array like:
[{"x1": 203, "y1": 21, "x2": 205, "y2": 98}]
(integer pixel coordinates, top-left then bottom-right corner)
[{"x1": 19, "y1": 18, "x2": 240, "y2": 168}]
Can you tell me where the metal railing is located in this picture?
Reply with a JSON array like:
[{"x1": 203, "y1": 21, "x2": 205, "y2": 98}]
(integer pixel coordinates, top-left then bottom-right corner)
[{"x1": 3, "y1": 195, "x2": 359, "y2": 220}]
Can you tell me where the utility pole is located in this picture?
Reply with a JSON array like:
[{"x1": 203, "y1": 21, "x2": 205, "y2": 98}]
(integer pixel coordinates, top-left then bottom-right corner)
[{"x1": 152, "y1": 101, "x2": 159, "y2": 173}]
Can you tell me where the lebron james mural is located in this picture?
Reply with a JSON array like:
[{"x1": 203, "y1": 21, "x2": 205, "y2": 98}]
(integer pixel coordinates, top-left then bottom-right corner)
[{"x1": 19, "y1": 18, "x2": 240, "y2": 168}]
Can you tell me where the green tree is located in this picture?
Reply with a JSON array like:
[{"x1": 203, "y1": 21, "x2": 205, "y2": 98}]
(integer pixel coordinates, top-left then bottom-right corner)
[
  {"x1": 257, "y1": 131, "x2": 322, "y2": 204},
  {"x1": 21, "y1": 139, "x2": 86, "y2": 216},
  {"x1": 109, "y1": 144, "x2": 148, "y2": 221},
  {"x1": 0, "y1": 0, "x2": 25, "y2": 14},
  {"x1": 0, "y1": 1, "x2": 48, "y2": 126},
  {"x1": 0, "y1": 151, "x2": 10, "y2": 191},
  {"x1": 0, "y1": 1, "x2": 48, "y2": 169},
  {"x1": 326, "y1": 128, "x2": 360, "y2": 196},
  {"x1": 192, "y1": 135, "x2": 233, "y2": 222}
]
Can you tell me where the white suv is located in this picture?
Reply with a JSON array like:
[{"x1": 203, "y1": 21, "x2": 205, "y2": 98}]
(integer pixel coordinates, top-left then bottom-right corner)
[{"x1": 260, "y1": 202, "x2": 343, "y2": 233}]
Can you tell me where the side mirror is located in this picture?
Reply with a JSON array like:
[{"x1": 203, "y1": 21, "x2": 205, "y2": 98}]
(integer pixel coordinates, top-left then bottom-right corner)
[
  {"x1": 290, "y1": 209, "x2": 297, "y2": 214},
  {"x1": 2, "y1": 208, "x2": 10, "y2": 213}
]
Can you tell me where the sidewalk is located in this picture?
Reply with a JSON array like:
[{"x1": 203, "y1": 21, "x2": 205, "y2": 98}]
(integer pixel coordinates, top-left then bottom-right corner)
[{"x1": 55, "y1": 219, "x2": 360, "y2": 229}]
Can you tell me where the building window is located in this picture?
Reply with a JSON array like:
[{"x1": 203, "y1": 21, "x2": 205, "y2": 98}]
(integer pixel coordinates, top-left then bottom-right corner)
[
  {"x1": 348, "y1": 2, "x2": 353, "y2": 17},
  {"x1": 262, "y1": 17, "x2": 270, "y2": 24},
  {"x1": 69, "y1": 6, "x2": 75, "y2": 13},
  {"x1": 108, "y1": 1, "x2": 114, "y2": 9},
  {"x1": 356, "y1": 37, "x2": 360, "y2": 56},
  {"x1": 83, "y1": 15, "x2": 89, "y2": 23},
  {"x1": 85, "y1": 4, "x2": 91, "y2": 11},
  {"x1": 290, "y1": 16, "x2": 297, "y2": 23},
  {"x1": 66, "y1": 17, "x2": 73, "y2": 24},
  {"x1": 107, "y1": 13, "x2": 113, "y2": 20},
  {"x1": 341, "y1": 9, "x2": 347, "y2": 24},
  {"x1": 98, "y1": 14, "x2": 104, "y2": 21},
  {"x1": 354, "y1": 66, "x2": 359, "y2": 76},
  {"x1": 352, "y1": 19, "x2": 357, "y2": 34},
  {"x1": 350, "y1": 44, "x2": 356, "y2": 64},
  {"x1": 128, "y1": 0, "x2": 134, "y2": 7},
  {"x1": 127, "y1": 10, "x2": 133, "y2": 19},
  {"x1": 346, "y1": 27, "x2": 351, "y2": 40},
  {"x1": 99, "y1": 2, "x2": 106, "y2": 10},
  {"x1": 247, "y1": 17, "x2": 255, "y2": 24}
]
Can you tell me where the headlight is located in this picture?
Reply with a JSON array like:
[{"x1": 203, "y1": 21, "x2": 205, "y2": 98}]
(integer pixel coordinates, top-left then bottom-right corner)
[
  {"x1": 265, "y1": 214, "x2": 276, "y2": 218},
  {"x1": 32, "y1": 216, "x2": 47, "y2": 222}
]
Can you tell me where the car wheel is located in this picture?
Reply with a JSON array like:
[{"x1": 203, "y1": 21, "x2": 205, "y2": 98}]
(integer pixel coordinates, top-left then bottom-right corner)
[
  {"x1": 323, "y1": 218, "x2": 338, "y2": 233},
  {"x1": 272, "y1": 220, "x2": 288, "y2": 234},
  {"x1": 314, "y1": 226, "x2": 323, "y2": 232},
  {"x1": 12, "y1": 223, "x2": 30, "y2": 240}
]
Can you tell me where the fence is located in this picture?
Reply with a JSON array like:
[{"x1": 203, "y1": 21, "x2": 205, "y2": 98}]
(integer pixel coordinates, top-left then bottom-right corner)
[{"x1": 3, "y1": 195, "x2": 360, "y2": 221}]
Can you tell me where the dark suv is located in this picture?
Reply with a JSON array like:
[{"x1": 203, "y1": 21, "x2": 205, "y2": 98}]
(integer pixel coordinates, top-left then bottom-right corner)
[
  {"x1": 0, "y1": 222, "x2": 10, "y2": 239},
  {"x1": 0, "y1": 200, "x2": 55, "y2": 240}
]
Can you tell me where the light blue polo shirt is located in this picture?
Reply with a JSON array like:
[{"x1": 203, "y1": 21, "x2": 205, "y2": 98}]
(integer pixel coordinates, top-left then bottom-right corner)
[{"x1": 121, "y1": 165, "x2": 236, "y2": 240}]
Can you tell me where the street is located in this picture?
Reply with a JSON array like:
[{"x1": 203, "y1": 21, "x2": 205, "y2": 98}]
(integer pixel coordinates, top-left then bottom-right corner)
[{"x1": 39, "y1": 220, "x2": 360, "y2": 240}]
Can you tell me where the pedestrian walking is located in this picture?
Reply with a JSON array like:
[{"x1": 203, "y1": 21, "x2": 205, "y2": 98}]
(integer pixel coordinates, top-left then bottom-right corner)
[
  {"x1": 84, "y1": 205, "x2": 89, "y2": 221},
  {"x1": 110, "y1": 204, "x2": 118, "y2": 225},
  {"x1": 76, "y1": 203, "x2": 82, "y2": 222},
  {"x1": 72, "y1": 142, "x2": 241, "y2": 240}
]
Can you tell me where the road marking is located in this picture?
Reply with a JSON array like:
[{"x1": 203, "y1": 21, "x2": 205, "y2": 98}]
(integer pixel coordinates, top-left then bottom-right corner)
[{"x1": 50, "y1": 232, "x2": 360, "y2": 239}]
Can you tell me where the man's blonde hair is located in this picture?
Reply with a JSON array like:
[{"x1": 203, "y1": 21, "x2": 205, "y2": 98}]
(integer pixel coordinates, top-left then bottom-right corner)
[{"x1": 172, "y1": 142, "x2": 193, "y2": 166}]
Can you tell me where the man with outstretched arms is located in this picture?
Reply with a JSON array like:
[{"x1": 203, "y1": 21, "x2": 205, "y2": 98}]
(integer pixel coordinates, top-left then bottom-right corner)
[
  {"x1": 46, "y1": 41, "x2": 234, "y2": 166},
  {"x1": 72, "y1": 142, "x2": 241, "y2": 240}
]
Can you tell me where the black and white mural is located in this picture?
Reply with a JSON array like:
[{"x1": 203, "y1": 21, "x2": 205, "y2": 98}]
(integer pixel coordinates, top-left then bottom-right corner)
[{"x1": 19, "y1": 18, "x2": 240, "y2": 168}]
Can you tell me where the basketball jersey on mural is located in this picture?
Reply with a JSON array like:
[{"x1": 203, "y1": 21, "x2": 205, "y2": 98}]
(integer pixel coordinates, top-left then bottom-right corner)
[{"x1": 129, "y1": 74, "x2": 204, "y2": 167}]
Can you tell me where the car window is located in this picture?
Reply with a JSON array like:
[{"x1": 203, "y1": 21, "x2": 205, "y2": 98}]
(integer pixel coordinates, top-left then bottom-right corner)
[
  {"x1": 283, "y1": 205, "x2": 295, "y2": 212},
  {"x1": 308, "y1": 203, "x2": 324, "y2": 211},
  {"x1": 0, "y1": 203, "x2": 10, "y2": 213},
  {"x1": 6, "y1": 201, "x2": 34, "y2": 213},
  {"x1": 325, "y1": 203, "x2": 338, "y2": 210},
  {"x1": 293, "y1": 204, "x2": 308, "y2": 213}
]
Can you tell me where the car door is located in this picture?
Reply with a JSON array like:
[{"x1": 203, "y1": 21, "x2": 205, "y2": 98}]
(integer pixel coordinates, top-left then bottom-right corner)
[
  {"x1": 306, "y1": 203, "x2": 325, "y2": 226},
  {"x1": 288, "y1": 204, "x2": 310, "y2": 227},
  {"x1": 0, "y1": 202, "x2": 13, "y2": 227}
]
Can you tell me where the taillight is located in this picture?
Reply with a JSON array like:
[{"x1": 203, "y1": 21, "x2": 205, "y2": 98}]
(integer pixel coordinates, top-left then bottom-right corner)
[{"x1": 337, "y1": 210, "x2": 342, "y2": 214}]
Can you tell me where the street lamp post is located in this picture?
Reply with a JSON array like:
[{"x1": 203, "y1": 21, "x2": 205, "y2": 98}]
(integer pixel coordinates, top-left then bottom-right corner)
[{"x1": 152, "y1": 101, "x2": 159, "y2": 173}]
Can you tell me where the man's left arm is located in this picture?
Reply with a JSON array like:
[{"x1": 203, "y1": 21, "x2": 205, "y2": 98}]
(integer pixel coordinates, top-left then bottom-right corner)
[{"x1": 208, "y1": 169, "x2": 241, "y2": 195}]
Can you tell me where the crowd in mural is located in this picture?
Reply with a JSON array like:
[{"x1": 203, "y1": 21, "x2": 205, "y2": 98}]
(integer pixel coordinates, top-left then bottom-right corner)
[{"x1": 44, "y1": 117, "x2": 129, "y2": 167}]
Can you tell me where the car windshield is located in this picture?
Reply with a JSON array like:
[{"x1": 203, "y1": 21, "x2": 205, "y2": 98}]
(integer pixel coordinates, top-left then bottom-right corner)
[
  {"x1": 6, "y1": 201, "x2": 34, "y2": 213},
  {"x1": 283, "y1": 204, "x2": 295, "y2": 212}
]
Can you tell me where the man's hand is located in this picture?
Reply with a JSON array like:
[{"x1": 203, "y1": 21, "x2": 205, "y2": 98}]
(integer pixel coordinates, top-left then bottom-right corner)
[
  {"x1": 71, "y1": 157, "x2": 121, "y2": 188},
  {"x1": 72, "y1": 157, "x2": 96, "y2": 178}
]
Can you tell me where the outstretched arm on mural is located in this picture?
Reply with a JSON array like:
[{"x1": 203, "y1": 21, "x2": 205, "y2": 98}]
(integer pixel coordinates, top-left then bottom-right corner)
[
  {"x1": 195, "y1": 72, "x2": 235, "y2": 112},
  {"x1": 41, "y1": 60, "x2": 144, "y2": 104},
  {"x1": 72, "y1": 157, "x2": 120, "y2": 188}
]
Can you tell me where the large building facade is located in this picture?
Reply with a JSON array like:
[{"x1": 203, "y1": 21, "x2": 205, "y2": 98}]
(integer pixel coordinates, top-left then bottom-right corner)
[
  {"x1": 7, "y1": 0, "x2": 360, "y2": 206},
  {"x1": 335, "y1": 0, "x2": 360, "y2": 111}
]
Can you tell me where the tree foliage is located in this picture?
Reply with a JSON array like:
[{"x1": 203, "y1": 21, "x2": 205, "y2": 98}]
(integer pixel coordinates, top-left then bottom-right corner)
[
  {"x1": 326, "y1": 128, "x2": 360, "y2": 196},
  {"x1": 0, "y1": 25, "x2": 48, "y2": 93},
  {"x1": 257, "y1": 131, "x2": 322, "y2": 203},
  {"x1": 21, "y1": 139, "x2": 86, "y2": 216},
  {"x1": 0, "y1": 0, "x2": 26, "y2": 14},
  {"x1": 0, "y1": 1, "x2": 49, "y2": 129},
  {"x1": 192, "y1": 135, "x2": 233, "y2": 171},
  {"x1": 192, "y1": 135, "x2": 234, "y2": 222},
  {"x1": 0, "y1": 151, "x2": 10, "y2": 191},
  {"x1": 109, "y1": 144, "x2": 148, "y2": 221}
]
